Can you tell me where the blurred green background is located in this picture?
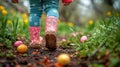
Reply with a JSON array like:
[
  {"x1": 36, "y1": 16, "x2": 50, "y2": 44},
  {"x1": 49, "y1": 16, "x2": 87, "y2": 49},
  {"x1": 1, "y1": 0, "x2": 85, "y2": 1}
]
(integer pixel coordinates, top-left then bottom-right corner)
[{"x1": 1, "y1": 0, "x2": 120, "y2": 25}]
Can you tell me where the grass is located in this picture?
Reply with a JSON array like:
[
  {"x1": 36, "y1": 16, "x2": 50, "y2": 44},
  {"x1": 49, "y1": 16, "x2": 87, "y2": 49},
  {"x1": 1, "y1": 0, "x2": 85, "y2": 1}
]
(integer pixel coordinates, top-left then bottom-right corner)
[{"x1": 64, "y1": 14, "x2": 120, "y2": 66}]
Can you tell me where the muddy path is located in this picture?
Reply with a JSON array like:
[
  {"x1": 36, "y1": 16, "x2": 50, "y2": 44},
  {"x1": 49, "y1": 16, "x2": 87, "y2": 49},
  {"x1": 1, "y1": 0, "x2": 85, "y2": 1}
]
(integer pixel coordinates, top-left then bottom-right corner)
[{"x1": 0, "y1": 45, "x2": 81, "y2": 67}]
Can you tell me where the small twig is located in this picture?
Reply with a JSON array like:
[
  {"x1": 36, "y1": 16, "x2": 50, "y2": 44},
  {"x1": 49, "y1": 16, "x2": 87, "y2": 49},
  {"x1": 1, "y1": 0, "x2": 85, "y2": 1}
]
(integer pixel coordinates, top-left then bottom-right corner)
[{"x1": 87, "y1": 39, "x2": 107, "y2": 61}]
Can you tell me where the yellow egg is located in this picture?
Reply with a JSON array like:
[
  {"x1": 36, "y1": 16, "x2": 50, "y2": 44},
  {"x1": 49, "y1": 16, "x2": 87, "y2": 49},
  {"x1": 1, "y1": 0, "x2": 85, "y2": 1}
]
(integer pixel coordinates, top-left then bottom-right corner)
[
  {"x1": 2, "y1": 10, "x2": 7, "y2": 15},
  {"x1": 57, "y1": 53, "x2": 70, "y2": 65},
  {"x1": 17, "y1": 44, "x2": 28, "y2": 53}
]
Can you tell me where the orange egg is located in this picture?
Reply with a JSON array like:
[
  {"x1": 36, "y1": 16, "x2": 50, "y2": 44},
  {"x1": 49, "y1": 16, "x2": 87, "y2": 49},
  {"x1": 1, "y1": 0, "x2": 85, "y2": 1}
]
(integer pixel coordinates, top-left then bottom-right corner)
[
  {"x1": 57, "y1": 53, "x2": 70, "y2": 65},
  {"x1": 17, "y1": 44, "x2": 28, "y2": 53}
]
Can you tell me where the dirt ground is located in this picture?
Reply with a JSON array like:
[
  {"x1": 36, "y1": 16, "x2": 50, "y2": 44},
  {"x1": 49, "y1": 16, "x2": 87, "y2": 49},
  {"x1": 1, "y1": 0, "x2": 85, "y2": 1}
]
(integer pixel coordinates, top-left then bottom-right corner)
[
  {"x1": 0, "y1": 45, "x2": 82, "y2": 67},
  {"x1": 0, "y1": 36, "x2": 112, "y2": 67}
]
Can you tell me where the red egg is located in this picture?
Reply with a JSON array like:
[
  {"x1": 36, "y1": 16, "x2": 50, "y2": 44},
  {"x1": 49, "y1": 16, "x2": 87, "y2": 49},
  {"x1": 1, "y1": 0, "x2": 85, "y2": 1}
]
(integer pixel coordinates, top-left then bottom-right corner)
[{"x1": 14, "y1": 41, "x2": 23, "y2": 47}]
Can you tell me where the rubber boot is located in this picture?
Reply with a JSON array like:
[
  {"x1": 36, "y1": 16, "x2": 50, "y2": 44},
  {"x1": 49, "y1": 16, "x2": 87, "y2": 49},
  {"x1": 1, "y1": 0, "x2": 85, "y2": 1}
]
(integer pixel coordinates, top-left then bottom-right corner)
[
  {"x1": 45, "y1": 16, "x2": 58, "y2": 50},
  {"x1": 29, "y1": 26, "x2": 42, "y2": 48}
]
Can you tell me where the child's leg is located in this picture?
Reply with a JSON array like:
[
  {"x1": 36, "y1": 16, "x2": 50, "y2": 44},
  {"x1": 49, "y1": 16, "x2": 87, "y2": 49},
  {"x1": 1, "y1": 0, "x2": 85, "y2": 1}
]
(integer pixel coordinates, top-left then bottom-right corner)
[
  {"x1": 44, "y1": 0, "x2": 59, "y2": 50},
  {"x1": 29, "y1": 0, "x2": 43, "y2": 48}
]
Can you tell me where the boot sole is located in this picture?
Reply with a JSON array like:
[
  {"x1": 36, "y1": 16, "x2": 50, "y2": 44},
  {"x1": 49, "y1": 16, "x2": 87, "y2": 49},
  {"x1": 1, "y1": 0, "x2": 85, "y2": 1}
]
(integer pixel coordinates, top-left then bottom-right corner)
[{"x1": 45, "y1": 32, "x2": 57, "y2": 51}]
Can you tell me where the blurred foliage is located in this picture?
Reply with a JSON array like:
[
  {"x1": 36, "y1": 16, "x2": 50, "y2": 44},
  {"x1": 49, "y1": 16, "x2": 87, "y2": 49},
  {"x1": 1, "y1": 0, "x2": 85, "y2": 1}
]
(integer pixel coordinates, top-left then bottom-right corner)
[
  {"x1": 1, "y1": 0, "x2": 120, "y2": 26},
  {"x1": 0, "y1": 5, "x2": 29, "y2": 48},
  {"x1": 59, "y1": 0, "x2": 120, "y2": 26}
]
